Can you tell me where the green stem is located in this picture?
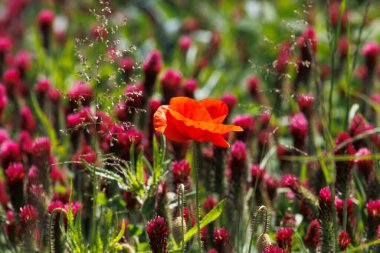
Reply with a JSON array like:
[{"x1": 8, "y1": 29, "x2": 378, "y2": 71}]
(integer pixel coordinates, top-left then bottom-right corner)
[{"x1": 193, "y1": 142, "x2": 202, "y2": 253}]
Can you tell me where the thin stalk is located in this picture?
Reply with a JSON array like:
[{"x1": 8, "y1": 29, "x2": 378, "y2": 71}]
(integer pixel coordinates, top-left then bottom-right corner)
[{"x1": 193, "y1": 142, "x2": 202, "y2": 253}]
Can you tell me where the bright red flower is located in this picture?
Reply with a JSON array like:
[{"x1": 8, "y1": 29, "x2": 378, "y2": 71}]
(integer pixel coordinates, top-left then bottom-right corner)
[{"x1": 154, "y1": 97, "x2": 242, "y2": 148}]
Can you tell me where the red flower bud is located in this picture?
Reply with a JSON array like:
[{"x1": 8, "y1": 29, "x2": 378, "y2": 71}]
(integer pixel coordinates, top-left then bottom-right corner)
[
  {"x1": 183, "y1": 79, "x2": 197, "y2": 98},
  {"x1": 37, "y1": 10, "x2": 54, "y2": 31},
  {"x1": 160, "y1": 69, "x2": 182, "y2": 104},
  {"x1": 213, "y1": 227, "x2": 229, "y2": 253},
  {"x1": 338, "y1": 231, "x2": 350, "y2": 250},
  {"x1": 304, "y1": 220, "x2": 321, "y2": 249},
  {"x1": 19, "y1": 205, "x2": 38, "y2": 226},
  {"x1": 1, "y1": 140, "x2": 21, "y2": 169},
  {"x1": 146, "y1": 216, "x2": 169, "y2": 253},
  {"x1": 179, "y1": 35, "x2": 192, "y2": 52},
  {"x1": 20, "y1": 106, "x2": 35, "y2": 134},
  {"x1": 275, "y1": 227, "x2": 293, "y2": 252},
  {"x1": 203, "y1": 196, "x2": 216, "y2": 213},
  {"x1": 172, "y1": 159, "x2": 191, "y2": 190},
  {"x1": 221, "y1": 93, "x2": 237, "y2": 112}
]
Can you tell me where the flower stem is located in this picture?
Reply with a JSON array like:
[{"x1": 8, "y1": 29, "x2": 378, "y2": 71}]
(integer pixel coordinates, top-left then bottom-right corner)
[{"x1": 193, "y1": 142, "x2": 202, "y2": 253}]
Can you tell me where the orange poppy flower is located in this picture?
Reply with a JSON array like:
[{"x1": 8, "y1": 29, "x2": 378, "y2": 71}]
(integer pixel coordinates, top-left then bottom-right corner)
[{"x1": 154, "y1": 97, "x2": 243, "y2": 148}]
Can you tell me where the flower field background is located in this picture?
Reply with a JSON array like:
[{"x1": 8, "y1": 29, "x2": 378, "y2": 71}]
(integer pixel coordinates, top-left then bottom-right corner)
[{"x1": 0, "y1": 0, "x2": 380, "y2": 252}]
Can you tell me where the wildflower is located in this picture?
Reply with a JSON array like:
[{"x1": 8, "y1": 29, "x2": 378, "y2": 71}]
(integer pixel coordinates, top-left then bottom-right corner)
[
  {"x1": 160, "y1": 70, "x2": 182, "y2": 104},
  {"x1": 281, "y1": 174, "x2": 300, "y2": 192},
  {"x1": 3, "y1": 68, "x2": 21, "y2": 97},
  {"x1": 146, "y1": 216, "x2": 169, "y2": 253},
  {"x1": 203, "y1": 196, "x2": 216, "y2": 213},
  {"x1": 328, "y1": 2, "x2": 348, "y2": 30},
  {"x1": 297, "y1": 93, "x2": 314, "y2": 118},
  {"x1": 0, "y1": 178, "x2": 8, "y2": 209},
  {"x1": 275, "y1": 42, "x2": 292, "y2": 74},
  {"x1": 265, "y1": 177, "x2": 279, "y2": 201},
  {"x1": 172, "y1": 159, "x2": 191, "y2": 190},
  {"x1": 6, "y1": 163, "x2": 25, "y2": 210},
  {"x1": 1, "y1": 140, "x2": 21, "y2": 169},
  {"x1": 179, "y1": 35, "x2": 192, "y2": 52},
  {"x1": 247, "y1": 76, "x2": 261, "y2": 100},
  {"x1": 232, "y1": 115, "x2": 255, "y2": 141},
  {"x1": 263, "y1": 245, "x2": 286, "y2": 253},
  {"x1": 20, "y1": 106, "x2": 35, "y2": 134},
  {"x1": 14, "y1": 51, "x2": 31, "y2": 77},
  {"x1": 154, "y1": 97, "x2": 242, "y2": 148},
  {"x1": 338, "y1": 231, "x2": 350, "y2": 250},
  {"x1": 319, "y1": 187, "x2": 331, "y2": 210},
  {"x1": 355, "y1": 148, "x2": 374, "y2": 181},
  {"x1": 250, "y1": 164, "x2": 265, "y2": 187},
  {"x1": 143, "y1": 50, "x2": 162, "y2": 97},
  {"x1": 67, "y1": 81, "x2": 93, "y2": 108},
  {"x1": 0, "y1": 85, "x2": 7, "y2": 119},
  {"x1": 289, "y1": 113, "x2": 308, "y2": 150},
  {"x1": 213, "y1": 228, "x2": 229, "y2": 253},
  {"x1": 119, "y1": 57, "x2": 134, "y2": 82},
  {"x1": 37, "y1": 10, "x2": 54, "y2": 50},
  {"x1": 275, "y1": 227, "x2": 293, "y2": 252},
  {"x1": 19, "y1": 205, "x2": 38, "y2": 226},
  {"x1": 338, "y1": 37, "x2": 349, "y2": 60},
  {"x1": 91, "y1": 24, "x2": 108, "y2": 39},
  {"x1": 362, "y1": 41, "x2": 379, "y2": 71},
  {"x1": 304, "y1": 220, "x2": 321, "y2": 249},
  {"x1": 32, "y1": 137, "x2": 51, "y2": 193},
  {"x1": 221, "y1": 93, "x2": 237, "y2": 112}
]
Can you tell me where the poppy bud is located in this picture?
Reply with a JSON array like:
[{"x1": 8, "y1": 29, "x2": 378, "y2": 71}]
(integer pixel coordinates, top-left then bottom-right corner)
[
  {"x1": 256, "y1": 233, "x2": 272, "y2": 253},
  {"x1": 275, "y1": 227, "x2": 293, "y2": 252},
  {"x1": 304, "y1": 220, "x2": 321, "y2": 249},
  {"x1": 338, "y1": 231, "x2": 350, "y2": 251},
  {"x1": 143, "y1": 51, "x2": 162, "y2": 97},
  {"x1": 37, "y1": 10, "x2": 54, "y2": 51},
  {"x1": 146, "y1": 216, "x2": 169, "y2": 253},
  {"x1": 160, "y1": 69, "x2": 182, "y2": 104},
  {"x1": 172, "y1": 159, "x2": 191, "y2": 191},
  {"x1": 172, "y1": 216, "x2": 187, "y2": 245},
  {"x1": 1, "y1": 140, "x2": 21, "y2": 169},
  {"x1": 20, "y1": 106, "x2": 35, "y2": 134},
  {"x1": 183, "y1": 79, "x2": 197, "y2": 98},
  {"x1": 213, "y1": 228, "x2": 229, "y2": 253},
  {"x1": 362, "y1": 41, "x2": 379, "y2": 72},
  {"x1": 289, "y1": 113, "x2": 308, "y2": 151},
  {"x1": 6, "y1": 163, "x2": 25, "y2": 210}
]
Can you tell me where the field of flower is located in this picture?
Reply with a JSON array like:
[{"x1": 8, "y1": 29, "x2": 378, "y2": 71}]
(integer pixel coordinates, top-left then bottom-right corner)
[{"x1": 0, "y1": 0, "x2": 380, "y2": 252}]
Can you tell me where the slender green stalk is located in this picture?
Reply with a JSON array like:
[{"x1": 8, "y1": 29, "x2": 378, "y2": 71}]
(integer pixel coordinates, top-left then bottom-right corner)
[{"x1": 193, "y1": 142, "x2": 202, "y2": 253}]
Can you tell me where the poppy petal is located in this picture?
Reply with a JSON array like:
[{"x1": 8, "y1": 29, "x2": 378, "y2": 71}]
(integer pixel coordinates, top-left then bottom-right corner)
[
  {"x1": 153, "y1": 105, "x2": 169, "y2": 133},
  {"x1": 199, "y1": 98, "x2": 229, "y2": 123},
  {"x1": 169, "y1": 97, "x2": 212, "y2": 121}
]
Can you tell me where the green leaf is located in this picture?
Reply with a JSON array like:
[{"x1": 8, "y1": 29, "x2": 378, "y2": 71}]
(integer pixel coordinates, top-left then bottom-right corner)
[
  {"x1": 183, "y1": 199, "x2": 225, "y2": 242},
  {"x1": 109, "y1": 219, "x2": 125, "y2": 248}
]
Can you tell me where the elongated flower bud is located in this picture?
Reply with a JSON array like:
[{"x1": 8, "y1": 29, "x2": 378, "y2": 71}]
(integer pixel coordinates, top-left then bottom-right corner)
[
  {"x1": 6, "y1": 163, "x2": 25, "y2": 211},
  {"x1": 146, "y1": 216, "x2": 169, "y2": 253},
  {"x1": 143, "y1": 51, "x2": 162, "y2": 98},
  {"x1": 304, "y1": 220, "x2": 321, "y2": 250}
]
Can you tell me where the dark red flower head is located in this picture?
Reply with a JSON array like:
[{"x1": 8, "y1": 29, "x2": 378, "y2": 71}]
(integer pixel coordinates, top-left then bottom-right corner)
[
  {"x1": 213, "y1": 227, "x2": 229, "y2": 252},
  {"x1": 263, "y1": 246, "x2": 287, "y2": 253},
  {"x1": 203, "y1": 196, "x2": 216, "y2": 213},
  {"x1": 355, "y1": 148, "x2": 374, "y2": 178},
  {"x1": 230, "y1": 140, "x2": 246, "y2": 161},
  {"x1": 172, "y1": 159, "x2": 191, "y2": 189},
  {"x1": 14, "y1": 51, "x2": 31, "y2": 73},
  {"x1": 19, "y1": 205, "x2": 38, "y2": 226},
  {"x1": 250, "y1": 164, "x2": 265, "y2": 185},
  {"x1": 362, "y1": 41, "x2": 379, "y2": 62},
  {"x1": 35, "y1": 79, "x2": 51, "y2": 96},
  {"x1": 328, "y1": 2, "x2": 348, "y2": 29},
  {"x1": 183, "y1": 79, "x2": 197, "y2": 98},
  {"x1": 146, "y1": 216, "x2": 169, "y2": 253},
  {"x1": 3, "y1": 68, "x2": 21, "y2": 94},
  {"x1": 297, "y1": 27, "x2": 317, "y2": 56},
  {"x1": 6, "y1": 163, "x2": 24, "y2": 184},
  {"x1": 247, "y1": 76, "x2": 261, "y2": 99},
  {"x1": 304, "y1": 220, "x2": 321, "y2": 249},
  {"x1": 275, "y1": 42, "x2": 292, "y2": 74},
  {"x1": 0, "y1": 84, "x2": 7, "y2": 117},
  {"x1": 160, "y1": 70, "x2": 182, "y2": 103},
  {"x1": 37, "y1": 10, "x2": 54, "y2": 31},
  {"x1": 290, "y1": 113, "x2": 308, "y2": 144},
  {"x1": 220, "y1": 93, "x2": 237, "y2": 112},
  {"x1": 281, "y1": 174, "x2": 300, "y2": 191},
  {"x1": 1, "y1": 140, "x2": 21, "y2": 168},
  {"x1": 67, "y1": 82, "x2": 93, "y2": 106},
  {"x1": 20, "y1": 106, "x2": 35, "y2": 134},
  {"x1": 297, "y1": 94, "x2": 314, "y2": 117},
  {"x1": 366, "y1": 200, "x2": 380, "y2": 220},
  {"x1": 319, "y1": 187, "x2": 331, "y2": 206},
  {"x1": 0, "y1": 37, "x2": 12, "y2": 53},
  {"x1": 32, "y1": 137, "x2": 51, "y2": 160},
  {"x1": 143, "y1": 51, "x2": 162, "y2": 75},
  {"x1": 48, "y1": 201, "x2": 64, "y2": 214},
  {"x1": 233, "y1": 115, "x2": 255, "y2": 141},
  {"x1": 275, "y1": 227, "x2": 293, "y2": 251},
  {"x1": 179, "y1": 35, "x2": 192, "y2": 52},
  {"x1": 338, "y1": 231, "x2": 350, "y2": 250},
  {"x1": 338, "y1": 37, "x2": 349, "y2": 59}
]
